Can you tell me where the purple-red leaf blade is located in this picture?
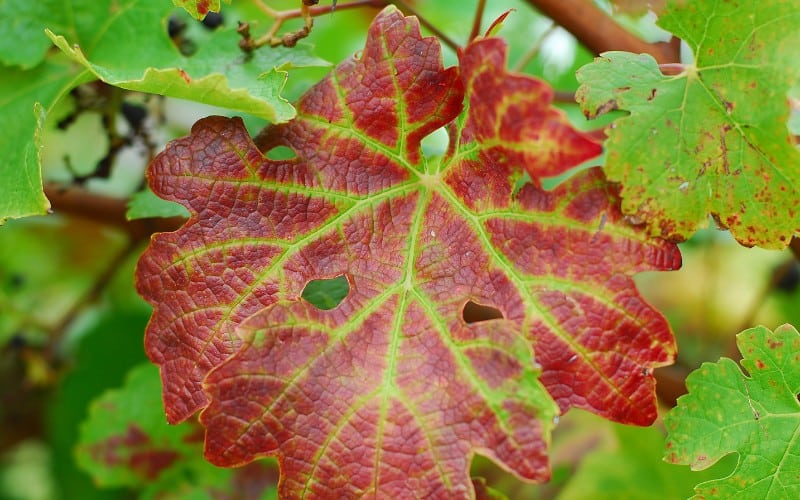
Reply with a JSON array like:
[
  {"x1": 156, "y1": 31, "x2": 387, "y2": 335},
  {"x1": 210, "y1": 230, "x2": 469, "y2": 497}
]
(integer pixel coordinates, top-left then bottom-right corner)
[
  {"x1": 136, "y1": 6, "x2": 679, "y2": 496},
  {"x1": 202, "y1": 299, "x2": 554, "y2": 495}
]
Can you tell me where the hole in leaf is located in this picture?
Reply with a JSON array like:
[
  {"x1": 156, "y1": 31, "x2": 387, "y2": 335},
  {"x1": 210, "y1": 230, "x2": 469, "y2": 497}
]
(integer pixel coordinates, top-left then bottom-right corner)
[
  {"x1": 302, "y1": 275, "x2": 349, "y2": 310},
  {"x1": 420, "y1": 126, "x2": 450, "y2": 158},
  {"x1": 462, "y1": 300, "x2": 504, "y2": 324},
  {"x1": 511, "y1": 171, "x2": 532, "y2": 198},
  {"x1": 265, "y1": 145, "x2": 297, "y2": 160},
  {"x1": 788, "y1": 87, "x2": 800, "y2": 138},
  {"x1": 166, "y1": 14, "x2": 197, "y2": 56}
]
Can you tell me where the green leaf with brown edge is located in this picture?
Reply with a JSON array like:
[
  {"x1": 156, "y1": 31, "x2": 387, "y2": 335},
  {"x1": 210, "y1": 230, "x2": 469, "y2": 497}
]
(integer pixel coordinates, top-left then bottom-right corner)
[
  {"x1": 576, "y1": 0, "x2": 800, "y2": 249},
  {"x1": 77, "y1": 363, "x2": 197, "y2": 487},
  {"x1": 0, "y1": 57, "x2": 89, "y2": 223},
  {"x1": 136, "y1": 7, "x2": 680, "y2": 496},
  {"x1": 76, "y1": 362, "x2": 278, "y2": 497},
  {"x1": 664, "y1": 324, "x2": 800, "y2": 499},
  {"x1": 0, "y1": 0, "x2": 85, "y2": 222},
  {"x1": 46, "y1": 0, "x2": 330, "y2": 123}
]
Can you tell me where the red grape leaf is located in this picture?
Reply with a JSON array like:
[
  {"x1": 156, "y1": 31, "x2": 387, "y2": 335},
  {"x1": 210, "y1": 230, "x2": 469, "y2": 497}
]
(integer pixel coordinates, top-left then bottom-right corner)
[{"x1": 136, "y1": 6, "x2": 680, "y2": 495}]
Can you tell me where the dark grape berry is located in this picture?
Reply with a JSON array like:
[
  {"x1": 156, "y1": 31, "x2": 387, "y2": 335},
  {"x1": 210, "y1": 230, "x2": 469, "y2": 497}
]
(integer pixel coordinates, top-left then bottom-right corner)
[
  {"x1": 9, "y1": 274, "x2": 25, "y2": 289},
  {"x1": 121, "y1": 102, "x2": 148, "y2": 131},
  {"x1": 7, "y1": 333, "x2": 26, "y2": 350},
  {"x1": 775, "y1": 261, "x2": 800, "y2": 293},
  {"x1": 201, "y1": 12, "x2": 224, "y2": 30},
  {"x1": 167, "y1": 14, "x2": 196, "y2": 56},
  {"x1": 168, "y1": 15, "x2": 187, "y2": 38}
]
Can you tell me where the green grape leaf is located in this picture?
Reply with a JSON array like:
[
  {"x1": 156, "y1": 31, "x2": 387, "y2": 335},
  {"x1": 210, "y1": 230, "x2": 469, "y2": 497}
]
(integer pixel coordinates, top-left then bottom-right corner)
[
  {"x1": 77, "y1": 363, "x2": 198, "y2": 487},
  {"x1": 0, "y1": 0, "x2": 68, "y2": 68},
  {"x1": 576, "y1": 0, "x2": 800, "y2": 248},
  {"x1": 76, "y1": 363, "x2": 277, "y2": 498},
  {"x1": 46, "y1": 0, "x2": 330, "y2": 122},
  {"x1": 46, "y1": 309, "x2": 149, "y2": 499},
  {"x1": 173, "y1": 0, "x2": 226, "y2": 19},
  {"x1": 0, "y1": 57, "x2": 87, "y2": 223},
  {"x1": 137, "y1": 7, "x2": 680, "y2": 496},
  {"x1": 472, "y1": 477, "x2": 508, "y2": 500},
  {"x1": 127, "y1": 187, "x2": 190, "y2": 220},
  {"x1": 664, "y1": 324, "x2": 800, "y2": 499},
  {"x1": 1, "y1": 0, "x2": 328, "y2": 223}
]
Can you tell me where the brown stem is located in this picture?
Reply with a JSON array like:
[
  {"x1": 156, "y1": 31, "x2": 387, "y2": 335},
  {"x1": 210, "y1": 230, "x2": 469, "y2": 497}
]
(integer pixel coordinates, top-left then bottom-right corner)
[
  {"x1": 246, "y1": 0, "x2": 388, "y2": 49},
  {"x1": 468, "y1": 0, "x2": 487, "y2": 42},
  {"x1": 45, "y1": 239, "x2": 141, "y2": 356},
  {"x1": 553, "y1": 90, "x2": 577, "y2": 103},
  {"x1": 37, "y1": 185, "x2": 176, "y2": 368},
  {"x1": 44, "y1": 184, "x2": 184, "y2": 240},
  {"x1": 244, "y1": 0, "x2": 460, "y2": 52},
  {"x1": 790, "y1": 236, "x2": 800, "y2": 261},
  {"x1": 655, "y1": 364, "x2": 689, "y2": 408},
  {"x1": 658, "y1": 63, "x2": 686, "y2": 75},
  {"x1": 522, "y1": 0, "x2": 680, "y2": 64}
]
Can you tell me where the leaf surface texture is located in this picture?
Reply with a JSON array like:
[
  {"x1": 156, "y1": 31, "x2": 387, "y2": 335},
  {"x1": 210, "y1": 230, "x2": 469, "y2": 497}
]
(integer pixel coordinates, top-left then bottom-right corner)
[
  {"x1": 577, "y1": 0, "x2": 800, "y2": 248},
  {"x1": 137, "y1": 7, "x2": 680, "y2": 496},
  {"x1": 665, "y1": 324, "x2": 800, "y2": 499}
]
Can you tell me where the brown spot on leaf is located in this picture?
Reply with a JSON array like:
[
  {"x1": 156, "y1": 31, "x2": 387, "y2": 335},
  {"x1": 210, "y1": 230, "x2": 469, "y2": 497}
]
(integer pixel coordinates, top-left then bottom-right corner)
[
  {"x1": 723, "y1": 99, "x2": 734, "y2": 114},
  {"x1": 130, "y1": 450, "x2": 181, "y2": 480},
  {"x1": 719, "y1": 125, "x2": 731, "y2": 174},
  {"x1": 88, "y1": 425, "x2": 181, "y2": 480},
  {"x1": 768, "y1": 339, "x2": 784, "y2": 349},
  {"x1": 595, "y1": 99, "x2": 619, "y2": 116}
]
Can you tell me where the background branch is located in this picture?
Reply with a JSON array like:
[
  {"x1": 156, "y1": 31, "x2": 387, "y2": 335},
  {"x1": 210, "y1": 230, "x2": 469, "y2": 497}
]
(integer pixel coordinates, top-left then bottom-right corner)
[
  {"x1": 523, "y1": 0, "x2": 680, "y2": 63},
  {"x1": 468, "y1": 0, "x2": 487, "y2": 41},
  {"x1": 44, "y1": 184, "x2": 184, "y2": 240}
]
